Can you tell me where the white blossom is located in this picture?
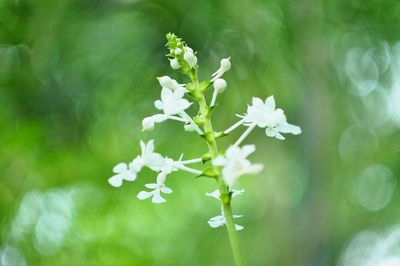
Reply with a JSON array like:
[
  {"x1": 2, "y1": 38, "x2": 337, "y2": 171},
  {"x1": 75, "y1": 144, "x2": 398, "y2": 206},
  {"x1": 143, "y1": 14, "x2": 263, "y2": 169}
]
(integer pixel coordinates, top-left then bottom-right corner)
[
  {"x1": 213, "y1": 145, "x2": 263, "y2": 187},
  {"x1": 108, "y1": 162, "x2": 137, "y2": 187},
  {"x1": 137, "y1": 157, "x2": 177, "y2": 203},
  {"x1": 208, "y1": 209, "x2": 243, "y2": 231},
  {"x1": 211, "y1": 57, "x2": 231, "y2": 82},
  {"x1": 154, "y1": 87, "x2": 192, "y2": 115},
  {"x1": 132, "y1": 140, "x2": 164, "y2": 172},
  {"x1": 242, "y1": 96, "x2": 301, "y2": 140},
  {"x1": 137, "y1": 181, "x2": 173, "y2": 204},
  {"x1": 157, "y1": 76, "x2": 184, "y2": 90}
]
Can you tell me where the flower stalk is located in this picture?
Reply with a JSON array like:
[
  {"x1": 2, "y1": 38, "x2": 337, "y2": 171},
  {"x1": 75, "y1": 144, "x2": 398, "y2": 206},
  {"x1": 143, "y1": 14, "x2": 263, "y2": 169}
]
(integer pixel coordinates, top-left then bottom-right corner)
[{"x1": 190, "y1": 70, "x2": 245, "y2": 266}]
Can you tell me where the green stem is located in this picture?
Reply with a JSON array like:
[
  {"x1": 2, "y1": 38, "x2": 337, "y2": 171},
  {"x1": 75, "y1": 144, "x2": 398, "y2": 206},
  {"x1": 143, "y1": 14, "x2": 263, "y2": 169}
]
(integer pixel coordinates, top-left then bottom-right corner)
[{"x1": 190, "y1": 70, "x2": 245, "y2": 266}]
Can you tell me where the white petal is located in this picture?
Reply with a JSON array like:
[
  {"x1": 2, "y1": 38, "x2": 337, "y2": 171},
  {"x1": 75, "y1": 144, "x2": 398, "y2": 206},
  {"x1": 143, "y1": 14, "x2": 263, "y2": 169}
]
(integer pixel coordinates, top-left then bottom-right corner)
[
  {"x1": 206, "y1": 190, "x2": 221, "y2": 200},
  {"x1": 275, "y1": 132, "x2": 285, "y2": 140},
  {"x1": 137, "y1": 190, "x2": 154, "y2": 200},
  {"x1": 252, "y1": 97, "x2": 264, "y2": 108},
  {"x1": 152, "y1": 190, "x2": 166, "y2": 203},
  {"x1": 212, "y1": 156, "x2": 228, "y2": 166},
  {"x1": 152, "y1": 114, "x2": 168, "y2": 123},
  {"x1": 161, "y1": 186, "x2": 173, "y2": 194},
  {"x1": 241, "y1": 145, "x2": 256, "y2": 157},
  {"x1": 235, "y1": 224, "x2": 244, "y2": 231},
  {"x1": 265, "y1": 127, "x2": 277, "y2": 137},
  {"x1": 113, "y1": 163, "x2": 127, "y2": 173},
  {"x1": 264, "y1": 95, "x2": 276, "y2": 111},
  {"x1": 247, "y1": 164, "x2": 264, "y2": 174},
  {"x1": 123, "y1": 171, "x2": 137, "y2": 181},
  {"x1": 108, "y1": 175, "x2": 123, "y2": 187},
  {"x1": 146, "y1": 154, "x2": 165, "y2": 171},
  {"x1": 160, "y1": 87, "x2": 173, "y2": 101},
  {"x1": 177, "y1": 99, "x2": 192, "y2": 111},
  {"x1": 279, "y1": 123, "x2": 302, "y2": 135},
  {"x1": 145, "y1": 183, "x2": 158, "y2": 189},
  {"x1": 232, "y1": 189, "x2": 245, "y2": 197},
  {"x1": 145, "y1": 140, "x2": 155, "y2": 154},
  {"x1": 154, "y1": 100, "x2": 164, "y2": 110},
  {"x1": 174, "y1": 87, "x2": 186, "y2": 98}
]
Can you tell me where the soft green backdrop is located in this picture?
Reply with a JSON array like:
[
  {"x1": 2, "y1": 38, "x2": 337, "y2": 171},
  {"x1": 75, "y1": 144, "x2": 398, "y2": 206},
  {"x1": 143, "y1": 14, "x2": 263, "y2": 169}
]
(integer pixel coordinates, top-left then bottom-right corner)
[{"x1": 1, "y1": 0, "x2": 400, "y2": 265}]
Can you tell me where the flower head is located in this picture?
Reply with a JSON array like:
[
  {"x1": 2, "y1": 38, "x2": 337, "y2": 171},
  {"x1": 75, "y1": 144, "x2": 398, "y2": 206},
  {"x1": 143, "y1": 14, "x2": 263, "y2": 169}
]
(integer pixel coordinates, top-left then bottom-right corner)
[
  {"x1": 243, "y1": 96, "x2": 301, "y2": 140},
  {"x1": 137, "y1": 157, "x2": 177, "y2": 203},
  {"x1": 132, "y1": 140, "x2": 164, "y2": 172},
  {"x1": 137, "y1": 181, "x2": 173, "y2": 204},
  {"x1": 213, "y1": 145, "x2": 263, "y2": 187},
  {"x1": 154, "y1": 87, "x2": 192, "y2": 115},
  {"x1": 108, "y1": 162, "x2": 137, "y2": 187},
  {"x1": 211, "y1": 57, "x2": 231, "y2": 82}
]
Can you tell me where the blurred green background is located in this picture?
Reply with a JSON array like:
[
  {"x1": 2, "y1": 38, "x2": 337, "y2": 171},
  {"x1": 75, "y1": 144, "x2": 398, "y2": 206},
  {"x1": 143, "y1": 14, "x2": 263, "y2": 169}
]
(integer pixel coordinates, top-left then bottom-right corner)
[{"x1": 1, "y1": 0, "x2": 400, "y2": 265}]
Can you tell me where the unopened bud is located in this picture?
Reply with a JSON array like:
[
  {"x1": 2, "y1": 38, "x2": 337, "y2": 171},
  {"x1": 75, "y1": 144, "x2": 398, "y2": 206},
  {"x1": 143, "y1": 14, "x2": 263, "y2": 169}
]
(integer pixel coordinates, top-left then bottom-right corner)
[
  {"x1": 169, "y1": 58, "x2": 181, "y2": 69},
  {"x1": 184, "y1": 123, "x2": 196, "y2": 132},
  {"x1": 213, "y1": 78, "x2": 227, "y2": 93},
  {"x1": 220, "y1": 58, "x2": 231, "y2": 72},
  {"x1": 142, "y1": 117, "x2": 155, "y2": 131},
  {"x1": 184, "y1": 51, "x2": 197, "y2": 68}
]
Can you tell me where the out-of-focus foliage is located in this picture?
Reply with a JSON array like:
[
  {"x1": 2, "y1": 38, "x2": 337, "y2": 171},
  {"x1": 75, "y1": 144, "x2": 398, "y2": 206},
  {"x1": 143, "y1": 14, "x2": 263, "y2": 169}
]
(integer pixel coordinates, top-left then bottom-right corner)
[{"x1": 1, "y1": 0, "x2": 400, "y2": 265}]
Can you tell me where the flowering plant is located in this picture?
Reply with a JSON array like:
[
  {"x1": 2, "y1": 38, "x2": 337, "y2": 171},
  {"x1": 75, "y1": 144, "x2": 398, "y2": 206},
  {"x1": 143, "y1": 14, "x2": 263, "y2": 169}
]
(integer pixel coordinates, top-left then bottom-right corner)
[{"x1": 108, "y1": 33, "x2": 301, "y2": 265}]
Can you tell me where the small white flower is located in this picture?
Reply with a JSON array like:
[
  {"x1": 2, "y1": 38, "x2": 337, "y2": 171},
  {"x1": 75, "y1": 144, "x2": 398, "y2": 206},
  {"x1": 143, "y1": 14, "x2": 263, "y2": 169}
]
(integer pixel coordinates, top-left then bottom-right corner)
[
  {"x1": 242, "y1": 96, "x2": 301, "y2": 140},
  {"x1": 206, "y1": 189, "x2": 245, "y2": 200},
  {"x1": 208, "y1": 209, "x2": 243, "y2": 231},
  {"x1": 137, "y1": 157, "x2": 177, "y2": 203},
  {"x1": 108, "y1": 162, "x2": 137, "y2": 187},
  {"x1": 154, "y1": 87, "x2": 192, "y2": 115},
  {"x1": 157, "y1": 76, "x2": 185, "y2": 90},
  {"x1": 142, "y1": 114, "x2": 168, "y2": 131},
  {"x1": 132, "y1": 140, "x2": 164, "y2": 172},
  {"x1": 184, "y1": 50, "x2": 197, "y2": 68},
  {"x1": 169, "y1": 58, "x2": 181, "y2": 69},
  {"x1": 213, "y1": 145, "x2": 263, "y2": 187},
  {"x1": 213, "y1": 78, "x2": 227, "y2": 93},
  {"x1": 211, "y1": 57, "x2": 231, "y2": 82},
  {"x1": 137, "y1": 182, "x2": 173, "y2": 204}
]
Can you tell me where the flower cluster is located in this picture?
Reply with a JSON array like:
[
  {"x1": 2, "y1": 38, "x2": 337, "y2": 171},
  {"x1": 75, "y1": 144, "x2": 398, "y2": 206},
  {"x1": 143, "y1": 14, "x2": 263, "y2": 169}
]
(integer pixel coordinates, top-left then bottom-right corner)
[{"x1": 108, "y1": 33, "x2": 302, "y2": 231}]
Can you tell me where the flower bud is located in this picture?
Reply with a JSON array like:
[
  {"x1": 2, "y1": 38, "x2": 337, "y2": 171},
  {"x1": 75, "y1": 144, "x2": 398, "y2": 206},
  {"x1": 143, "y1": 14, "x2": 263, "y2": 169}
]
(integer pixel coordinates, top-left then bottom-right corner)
[
  {"x1": 220, "y1": 58, "x2": 231, "y2": 72},
  {"x1": 142, "y1": 117, "x2": 155, "y2": 131},
  {"x1": 169, "y1": 58, "x2": 181, "y2": 69},
  {"x1": 184, "y1": 51, "x2": 197, "y2": 68},
  {"x1": 213, "y1": 78, "x2": 227, "y2": 93},
  {"x1": 184, "y1": 123, "x2": 196, "y2": 132},
  {"x1": 158, "y1": 76, "x2": 174, "y2": 88}
]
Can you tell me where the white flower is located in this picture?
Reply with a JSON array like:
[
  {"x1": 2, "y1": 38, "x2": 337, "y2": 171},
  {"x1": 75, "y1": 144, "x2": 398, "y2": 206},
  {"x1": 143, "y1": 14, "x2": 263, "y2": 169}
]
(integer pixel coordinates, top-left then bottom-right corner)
[
  {"x1": 142, "y1": 114, "x2": 168, "y2": 131},
  {"x1": 132, "y1": 140, "x2": 164, "y2": 172},
  {"x1": 184, "y1": 50, "x2": 197, "y2": 68},
  {"x1": 108, "y1": 162, "x2": 137, "y2": 187},
  {"x1": 154, "y1": 87, "x2": 192, "y2": 115},
  {"x1": 137, "y1": 157, "x2": 176, "y2": 203},
  {"x1": 206, "y1": 189, "x2": 245, "y2": 200},
  {"x1": 137, "y1": 182, "x2": 173, "y2": 204},
  {"x1": 208, "y1": 209, "x2": 243, "y2": 231},
  {"x1": 211, "y1": 57, "x2": 231, "y2": 82},
  {"x1": 213, "y1": 78, "x2": 227, "y2": 93},
  {"x1": 169, "y1": 58, "x2": 181, "y2": 69},
  {"x1": 213, "y1": 145, "x2": 263, "y2": 187},
  {"x1": 243, "y1": 96, "x2": 301, "y2": 140},
  {"x1": 157, "y1": 76, "x2": 184, "y2": 90}
]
